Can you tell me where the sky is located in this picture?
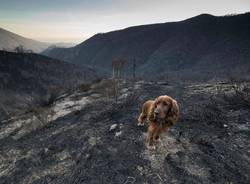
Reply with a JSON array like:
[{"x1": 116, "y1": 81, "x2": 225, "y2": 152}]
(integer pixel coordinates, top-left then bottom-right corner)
[{"x1": 0, "y1": 0, "x2": 249, "y2": 43}]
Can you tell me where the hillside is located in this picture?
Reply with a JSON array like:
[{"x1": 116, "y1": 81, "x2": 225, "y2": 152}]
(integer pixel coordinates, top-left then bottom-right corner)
[
  {"x1": 0, "y1": 79, "x2": 249, "y2": 183},
  {"x1": 0, "y1": 51, "x2": 98, "y2": 121},
  {"x1": 45, "y1": 13, "x2": 250, "y2": 81}
]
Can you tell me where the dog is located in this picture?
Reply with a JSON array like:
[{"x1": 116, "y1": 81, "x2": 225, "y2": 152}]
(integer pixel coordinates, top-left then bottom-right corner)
[{"x1": 137, "y1": 95, "x2": 180, "y2": 149}]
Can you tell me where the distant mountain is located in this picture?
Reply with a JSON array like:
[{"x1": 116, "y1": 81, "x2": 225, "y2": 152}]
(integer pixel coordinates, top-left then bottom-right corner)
[
  {"x1": 0, "y1": 51, "x2": 98, "y2": 120},
  {"x1": 52, "y1": 42, "x2": 77, "y2": 48},
  {"x1": 45, "y1": 13, "x2": 250, "y2": 81},
  {"x1": 41, "y1": 43, "x2": 76, "y2": 56},
  {"x1": 0, "y1": 28, "x2": 51, "y2": 53},
  {"x1": 0, "y1": 28, "x2": 76, "y2": 53}
]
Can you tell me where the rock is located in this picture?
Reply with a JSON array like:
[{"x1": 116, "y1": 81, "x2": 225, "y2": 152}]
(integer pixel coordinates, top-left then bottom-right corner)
[
  {"x1": 115, "y1": 131, "x2": 122, "y2": 137},
  {"x1": 88, "y1": 136, "x2": 100, "y2": 146},
  {"x1": 109, "y1": 124, "x2": 118, "y2": 131}
]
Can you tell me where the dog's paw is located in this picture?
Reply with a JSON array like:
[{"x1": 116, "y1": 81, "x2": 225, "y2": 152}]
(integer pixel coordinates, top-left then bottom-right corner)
[
  {"x1": 154, "y1": 137, "x2": 162, "y2": 143},
  {"x1": 155, "y1": 138, "x2": 164, "y2": 147},
  {"x1": 137, "y1": 123, "x2": 145, "y2": 127},
  {"x1": 147, "y1": 145, "x2": 156, "y2": 150}
]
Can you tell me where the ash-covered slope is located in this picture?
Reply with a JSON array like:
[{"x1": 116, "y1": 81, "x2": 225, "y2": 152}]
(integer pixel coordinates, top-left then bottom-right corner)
[
  {"x1": 45, "y1": 13, "x2": 250, "y2": 81},
  {"x1": 0, "y1": 79, "x2": 249, "y2": 183},
  {"x1": 0, "y1": 51, "x2": 98, "y2": 121},
  {"x1": 0, "y1": 28, "x2": 50, "y2": 53}
]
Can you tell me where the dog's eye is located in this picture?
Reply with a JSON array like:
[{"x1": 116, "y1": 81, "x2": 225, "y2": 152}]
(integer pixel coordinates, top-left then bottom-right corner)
[{"x1": 155, "y1": 102, "x2": 159, "y2": 108}]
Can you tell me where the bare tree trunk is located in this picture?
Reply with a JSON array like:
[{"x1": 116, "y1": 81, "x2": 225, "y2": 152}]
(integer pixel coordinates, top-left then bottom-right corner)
[
  {"x1": 133, "y1": 58, "x2": 136, "y2": 81},
  {"x1": 113, "y1": 78, "x2": 119, "y2": 102},
  {"x1": 117, "y1": 68, "x2": 120, "y2": 79},
  {"x1": 112, "y1": 66, "x2": 115, "y2": 78}
]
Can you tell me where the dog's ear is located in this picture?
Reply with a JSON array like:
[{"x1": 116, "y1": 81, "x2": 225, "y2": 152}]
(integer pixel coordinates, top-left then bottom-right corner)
[
  {"x1": 149, "y1": 98, "x2": 158, "y2": 121},
  {"x1": 168, "y1": 99, "x2": 179, "y2": 118}
]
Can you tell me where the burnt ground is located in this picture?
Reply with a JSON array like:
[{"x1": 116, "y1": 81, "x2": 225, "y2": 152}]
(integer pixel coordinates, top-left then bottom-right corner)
[{"x1": 0, "y1": 79, "x2": 250, "y2": 184}]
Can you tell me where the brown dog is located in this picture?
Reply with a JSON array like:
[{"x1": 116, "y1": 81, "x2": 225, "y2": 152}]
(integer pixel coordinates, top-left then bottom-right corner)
[{"x1": 137, "y1": 95, "x2": 180, "y2": 149}]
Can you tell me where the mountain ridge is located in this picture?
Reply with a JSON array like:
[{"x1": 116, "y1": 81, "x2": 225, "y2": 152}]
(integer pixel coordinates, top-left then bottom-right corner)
[{"x1": 44, "y1": 12, "x2": 250, "y2": 81}]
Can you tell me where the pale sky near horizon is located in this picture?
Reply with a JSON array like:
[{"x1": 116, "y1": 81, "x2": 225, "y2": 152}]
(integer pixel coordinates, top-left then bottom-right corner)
[{"x1": 0, "y1": 0, "x2": 249, "y2": 43}]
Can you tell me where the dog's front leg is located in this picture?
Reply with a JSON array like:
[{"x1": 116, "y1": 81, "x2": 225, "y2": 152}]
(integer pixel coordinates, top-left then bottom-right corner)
[
  {"x1": 137, "y1": 113, "x2": 146, "y2": 126},
  {"x1": 145, "y1": 123, "x2": 156, "y2": 150}
]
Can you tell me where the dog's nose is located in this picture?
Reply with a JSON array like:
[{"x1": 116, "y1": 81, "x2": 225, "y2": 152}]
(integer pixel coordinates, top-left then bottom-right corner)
[{"x1": 154, "y1": 109, "x2": 159, "y2": 115}]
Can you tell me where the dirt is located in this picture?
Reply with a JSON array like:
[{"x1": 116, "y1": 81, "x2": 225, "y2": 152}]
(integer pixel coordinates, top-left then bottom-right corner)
[{"x1": 0, "y1": 80, "x2": 249, "y2": 184}]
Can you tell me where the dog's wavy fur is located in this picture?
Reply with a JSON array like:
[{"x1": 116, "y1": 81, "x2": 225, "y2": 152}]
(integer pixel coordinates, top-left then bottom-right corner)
[{"x1": 137, "y1": 95, "x2": 179, "y2": 148}]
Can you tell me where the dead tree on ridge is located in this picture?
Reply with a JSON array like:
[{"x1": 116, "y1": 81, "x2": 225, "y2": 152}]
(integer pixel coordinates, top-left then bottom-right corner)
[
  {"x1": 111, "y1": 57, "x2": 126, "y2": 102},
  {"x1": 112, "y1": 57, "x2": 126, "y2": 79}
]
